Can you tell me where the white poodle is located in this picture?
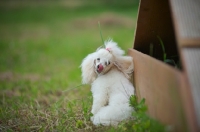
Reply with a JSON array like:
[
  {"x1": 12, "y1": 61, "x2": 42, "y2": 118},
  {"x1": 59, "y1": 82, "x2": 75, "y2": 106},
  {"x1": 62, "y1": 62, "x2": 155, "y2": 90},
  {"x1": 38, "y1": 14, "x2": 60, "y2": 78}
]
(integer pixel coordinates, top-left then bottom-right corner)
[{"x1": 80, "y1": 39, "x2": 135, "y2": 126}]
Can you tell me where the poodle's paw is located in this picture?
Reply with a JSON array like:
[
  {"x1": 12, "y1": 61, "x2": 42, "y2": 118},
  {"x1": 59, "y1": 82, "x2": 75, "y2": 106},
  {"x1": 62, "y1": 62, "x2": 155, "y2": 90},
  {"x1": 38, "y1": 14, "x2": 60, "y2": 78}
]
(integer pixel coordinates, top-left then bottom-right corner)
[
  {"x1": 92, "y1": 115, "x2": 101, "y2": 126},
  {"x1": 91, "y1": 109, "x2": 98, "y2": 115},
  {"x1": 92, "y1": 115, "x2": 118, "y2": 126},
  {"x1": 90, "y1": 116, "x2": 94, "y2": 122},
  {"x1": 91, "y1": 105, "x2": 101, "y2": 115}
]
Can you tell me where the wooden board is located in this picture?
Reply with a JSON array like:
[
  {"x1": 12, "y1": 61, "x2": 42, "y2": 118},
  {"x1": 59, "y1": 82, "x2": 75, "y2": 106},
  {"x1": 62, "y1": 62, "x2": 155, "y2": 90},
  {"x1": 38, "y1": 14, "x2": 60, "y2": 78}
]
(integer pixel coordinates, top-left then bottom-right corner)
[
  {"x1": 128, "y1": 49, "x2": 187, "y2": 132},
  {"x1": 169, "y1": 0, "x2": 200, "y2": 129},
  {"x1": 182, "y1": 48, "x2": 200, "y2": 128},
  {"x1": 169, "y1": 0, "x2": 200, "y2": 47}
]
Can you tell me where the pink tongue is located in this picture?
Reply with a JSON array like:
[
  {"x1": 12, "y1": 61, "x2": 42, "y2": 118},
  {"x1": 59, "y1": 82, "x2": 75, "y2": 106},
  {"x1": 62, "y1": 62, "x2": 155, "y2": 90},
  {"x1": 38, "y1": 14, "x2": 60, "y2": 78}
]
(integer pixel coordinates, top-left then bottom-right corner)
[{"x1": 98, "y1": 64, "x2": 103, "y2": 72}]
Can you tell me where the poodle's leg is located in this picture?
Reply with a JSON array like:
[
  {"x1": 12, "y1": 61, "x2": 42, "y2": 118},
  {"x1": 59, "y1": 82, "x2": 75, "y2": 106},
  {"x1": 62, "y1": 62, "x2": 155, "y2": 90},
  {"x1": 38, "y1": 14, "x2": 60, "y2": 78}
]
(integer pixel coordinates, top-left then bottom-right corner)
[
  {"x1": 92, "y1": 103, "x2": 133, "y2": 126},
  {"x1": 91, "y1": 94, "x2": 108, "y2": 115}
]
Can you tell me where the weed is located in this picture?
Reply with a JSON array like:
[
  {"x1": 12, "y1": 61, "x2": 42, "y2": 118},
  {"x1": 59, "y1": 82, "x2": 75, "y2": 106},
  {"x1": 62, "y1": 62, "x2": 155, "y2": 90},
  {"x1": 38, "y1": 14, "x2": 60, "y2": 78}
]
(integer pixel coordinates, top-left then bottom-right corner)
[
  {"x1": 105, "y1": 95, "x2": 167, "y2": 132},
  {"x1": 157, "y1": 35, "x2": 167, "y2": 61},
  {"x1": 149, "y1": 36, "x2": 181, "y2": 68},
  {"x1": 98, "y1": 21, "x2": 104, "y2": 44}
]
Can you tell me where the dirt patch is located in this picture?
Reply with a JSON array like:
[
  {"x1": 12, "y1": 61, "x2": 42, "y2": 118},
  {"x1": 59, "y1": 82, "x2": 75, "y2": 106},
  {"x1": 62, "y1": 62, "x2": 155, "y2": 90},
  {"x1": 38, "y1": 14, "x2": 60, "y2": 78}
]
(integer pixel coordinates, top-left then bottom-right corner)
[
  {"x1": 0, "y1": 71, "x2": 50, "y2": 82},
  {"x1": 0, "y1": 71, "x2": 14, "y2": 81},
  {"x1": 71, "y1": 13, "x2": 136, "y2": 29}
]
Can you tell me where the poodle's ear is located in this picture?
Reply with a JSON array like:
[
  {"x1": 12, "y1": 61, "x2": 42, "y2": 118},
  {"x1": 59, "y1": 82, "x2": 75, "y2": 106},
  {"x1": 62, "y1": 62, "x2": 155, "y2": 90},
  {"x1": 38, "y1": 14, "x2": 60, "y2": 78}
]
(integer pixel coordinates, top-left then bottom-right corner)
[
  {"x1": 80, "y1": 53, "x2": 97, "y2": 84},
  {"x1": 104, "y1": 39, "x2": 125, "y2": 56},
  {"x1": 114, "y1": 56, "x2": 134, "y2": 79}
]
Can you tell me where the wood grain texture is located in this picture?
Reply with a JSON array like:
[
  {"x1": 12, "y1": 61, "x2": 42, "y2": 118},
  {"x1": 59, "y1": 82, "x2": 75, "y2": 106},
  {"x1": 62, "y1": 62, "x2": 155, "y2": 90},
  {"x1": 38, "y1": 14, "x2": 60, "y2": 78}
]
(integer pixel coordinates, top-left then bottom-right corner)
[
  {"x1": 170, "y1": 0, "x2": 200, "y2": 47},
  {"x1": 182, "y1": 48, "x2": 200, "y2": 128}
]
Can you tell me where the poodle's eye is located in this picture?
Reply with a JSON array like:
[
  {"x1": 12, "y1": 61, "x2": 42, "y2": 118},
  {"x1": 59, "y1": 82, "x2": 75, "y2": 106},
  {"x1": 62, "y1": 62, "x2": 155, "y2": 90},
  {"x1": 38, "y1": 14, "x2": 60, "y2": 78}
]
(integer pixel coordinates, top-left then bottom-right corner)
[
  {"x1": 97, "y1": 58, "x2": 100, "y2": 61},
  {"x1": 105, "y1": 61, "x2": 110, "y2": 65}
]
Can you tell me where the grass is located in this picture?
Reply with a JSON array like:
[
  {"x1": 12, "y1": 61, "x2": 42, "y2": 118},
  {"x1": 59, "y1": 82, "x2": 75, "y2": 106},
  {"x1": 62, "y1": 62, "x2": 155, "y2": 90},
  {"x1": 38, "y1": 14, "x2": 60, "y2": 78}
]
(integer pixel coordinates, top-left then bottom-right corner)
[
  {"x1": 0, "y1": 0, "x2": 166, "y2": 131},
  {"x1": 156, "y1": 36, "x2": 180, "y2": 68}
]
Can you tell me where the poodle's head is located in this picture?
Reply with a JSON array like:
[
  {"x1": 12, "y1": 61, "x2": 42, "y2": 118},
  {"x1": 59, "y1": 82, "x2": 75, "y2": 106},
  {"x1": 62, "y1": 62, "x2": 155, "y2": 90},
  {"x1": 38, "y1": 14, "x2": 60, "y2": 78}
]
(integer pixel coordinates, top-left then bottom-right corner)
[
  {"x1": 94, "y1": 48, "x2": 114, "y2": 75},
  {"x1": 80, "y1": 39, "x2": 134, "y2": 84}
]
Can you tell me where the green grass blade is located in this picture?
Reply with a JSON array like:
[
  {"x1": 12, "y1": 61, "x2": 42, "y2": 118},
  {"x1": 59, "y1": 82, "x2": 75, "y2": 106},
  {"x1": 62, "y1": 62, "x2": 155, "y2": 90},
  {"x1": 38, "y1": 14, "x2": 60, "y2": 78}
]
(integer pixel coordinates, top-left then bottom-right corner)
[
  {"x1": 157, "y1": 35, "x2": 167, "y2": 61},
  {"x1": 98, "y1": 21, "x2": 104, "y2": 44}
]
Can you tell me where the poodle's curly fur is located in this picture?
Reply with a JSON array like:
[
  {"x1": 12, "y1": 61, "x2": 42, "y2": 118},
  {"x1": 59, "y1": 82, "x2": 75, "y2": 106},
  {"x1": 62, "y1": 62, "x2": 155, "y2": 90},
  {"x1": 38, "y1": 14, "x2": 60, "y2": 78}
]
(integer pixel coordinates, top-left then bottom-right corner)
[{"x1": 80, "y1": 40, "x2": 135, "y2": 126}]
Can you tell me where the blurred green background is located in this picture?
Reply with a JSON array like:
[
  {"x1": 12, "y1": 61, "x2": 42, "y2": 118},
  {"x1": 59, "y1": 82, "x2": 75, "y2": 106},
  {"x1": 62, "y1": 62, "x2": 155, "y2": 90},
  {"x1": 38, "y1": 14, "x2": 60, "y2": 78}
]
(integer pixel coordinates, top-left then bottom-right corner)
[{"x1": 0, "y1": 0, "x2": 139, "y2": 100}]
